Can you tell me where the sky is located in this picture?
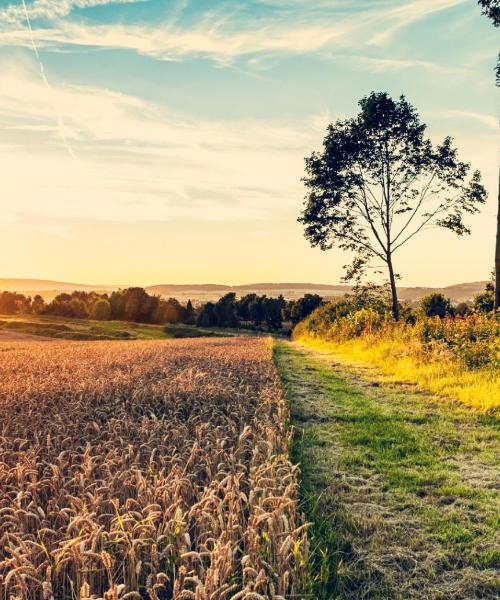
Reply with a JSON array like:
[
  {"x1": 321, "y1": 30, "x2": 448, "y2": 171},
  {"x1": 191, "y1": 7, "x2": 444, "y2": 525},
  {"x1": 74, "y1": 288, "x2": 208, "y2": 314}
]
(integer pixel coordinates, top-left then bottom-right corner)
[{"x1": 0, "y1": 0, "x2": 498, "y2": 287}]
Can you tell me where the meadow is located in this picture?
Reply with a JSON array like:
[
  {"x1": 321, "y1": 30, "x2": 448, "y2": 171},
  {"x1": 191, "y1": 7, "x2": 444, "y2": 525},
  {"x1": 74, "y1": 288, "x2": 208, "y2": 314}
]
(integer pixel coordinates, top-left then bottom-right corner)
[
  {"x1": 0, "y1": 314, "x2": 221, "y2": 341},
  {"x1": 0, "y1": 338, "x2": 307, "y2": 599},
  {"x1": 294, "y1": 308, "x2": 500, "y2": 412}
]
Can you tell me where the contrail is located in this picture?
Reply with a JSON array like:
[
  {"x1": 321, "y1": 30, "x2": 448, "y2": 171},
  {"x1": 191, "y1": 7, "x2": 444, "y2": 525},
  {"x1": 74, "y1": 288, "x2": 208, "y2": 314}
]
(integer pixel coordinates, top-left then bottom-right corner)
[{"x1": 21, "y1": 0, "x2": 77, "y2": 161}]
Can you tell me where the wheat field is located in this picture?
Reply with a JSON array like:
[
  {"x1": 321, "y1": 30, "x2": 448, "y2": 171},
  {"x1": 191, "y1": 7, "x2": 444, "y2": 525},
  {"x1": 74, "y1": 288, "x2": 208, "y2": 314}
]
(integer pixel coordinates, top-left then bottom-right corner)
[{"x1": 0, "y1": 338, "x2": 307, "y2": 600}]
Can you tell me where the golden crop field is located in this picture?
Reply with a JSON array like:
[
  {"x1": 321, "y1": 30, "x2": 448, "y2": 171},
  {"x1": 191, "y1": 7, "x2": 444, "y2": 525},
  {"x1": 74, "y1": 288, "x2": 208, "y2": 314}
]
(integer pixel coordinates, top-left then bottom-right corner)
[{"x1": 0, "y1": 338, "x2": 307, "y2": 600}]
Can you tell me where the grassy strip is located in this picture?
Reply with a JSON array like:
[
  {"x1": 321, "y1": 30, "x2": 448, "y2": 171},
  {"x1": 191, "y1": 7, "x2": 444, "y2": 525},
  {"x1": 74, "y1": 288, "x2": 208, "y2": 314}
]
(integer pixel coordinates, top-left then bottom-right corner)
[
  {"x1": 0, "y1": 315, "x2": 222, "y2": 340},
  {"x1": 274, "y1": 342, "x2": 343, "y2": 599},
  {"x1": 274, "y1": 341, "x2": 500, "y2": 599},
  {"x1": 294, "y1": 333, "x2": 500, "y2": 413}
]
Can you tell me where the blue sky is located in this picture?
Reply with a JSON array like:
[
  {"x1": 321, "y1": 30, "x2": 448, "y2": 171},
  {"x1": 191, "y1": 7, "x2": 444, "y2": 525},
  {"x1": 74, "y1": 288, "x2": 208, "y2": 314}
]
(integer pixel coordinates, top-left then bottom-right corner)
[{"x1": 0, "y1": 0, "x2": 498, "y2": 286}]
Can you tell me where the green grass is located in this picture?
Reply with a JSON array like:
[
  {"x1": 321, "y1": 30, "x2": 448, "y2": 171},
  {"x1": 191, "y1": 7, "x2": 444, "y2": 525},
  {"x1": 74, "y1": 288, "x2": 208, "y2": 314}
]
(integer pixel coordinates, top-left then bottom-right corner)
[
  {"x1": 274, "y1": 341, "x2": 500, "y2": 599},
  {"x1": 0, "y1": 314, "x2": 220, "y2": 340}
]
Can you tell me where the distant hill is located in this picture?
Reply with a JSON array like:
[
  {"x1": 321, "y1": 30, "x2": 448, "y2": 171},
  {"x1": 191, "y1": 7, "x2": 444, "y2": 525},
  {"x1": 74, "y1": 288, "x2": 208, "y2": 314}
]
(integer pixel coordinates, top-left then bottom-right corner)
[
  {"x1": 0, "y1": 278, "x2": 119, "y2": 292},
  {"x1": 0, "y1": 278, "x2": 488, "y2": 304},
  {"x1": 0, "y1": 279, "x2": 119, "y2": 301},
  {"x1": 146, "y1": 281, "x2": 488, "y2": 304},
  {"x1": 397, "y1": 282, "x2": 488, "y2": 304}
]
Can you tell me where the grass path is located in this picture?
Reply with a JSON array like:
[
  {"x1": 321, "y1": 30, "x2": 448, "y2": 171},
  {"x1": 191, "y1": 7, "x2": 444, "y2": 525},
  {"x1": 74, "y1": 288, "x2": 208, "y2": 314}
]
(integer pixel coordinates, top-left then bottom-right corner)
[{"x1": 273, "y1": 341, "x2": 499, "y2": 600}]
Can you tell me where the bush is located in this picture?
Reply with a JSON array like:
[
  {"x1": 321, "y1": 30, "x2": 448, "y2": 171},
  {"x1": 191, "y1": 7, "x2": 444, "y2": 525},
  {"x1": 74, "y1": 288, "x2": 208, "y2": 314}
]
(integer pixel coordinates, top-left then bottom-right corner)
[{"x1": 296, "y1": 298, "x2": 499, "y2": 371}]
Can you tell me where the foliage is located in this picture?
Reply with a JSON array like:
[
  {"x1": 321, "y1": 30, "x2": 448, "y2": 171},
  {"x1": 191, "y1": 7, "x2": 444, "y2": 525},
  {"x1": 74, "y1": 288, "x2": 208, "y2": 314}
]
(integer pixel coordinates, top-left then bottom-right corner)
[
  {"x1": 31, "y1": 294, "x2": 46, "y2": 314},
  {"x1": 297, "y1": 302, "x2": 499, "y2": 369},
  {"x1": 0, "y1": 338, "x2": 308, "y2": 598},
  {"x1": 479, "y1": 0, "x2": 500, "y2": 25},
  {"x1": 288, "y1": 293, "x2": 323, "y2": 324},
  {"x1": 472, "y1": 281, "x2": 495, "y2": 313},
  {"x1": 478, "y1": 0, "x2": 500, "y2": 83},
  {"x1": 184, "y1": 299, "x2": 196, "y2": 324},
  {"x1": 300, "y1": 91, "x2": 487, "y2": 319},
  {"x1": 420, "y1": 292, "x2": 454, "y2": 318},
  {"x1": 0, "y1": 291, "x2": 32, "y2": 314},
  {"x1": 195, "y1": 292, "x2": 319, "y2": 331},
  {"x1": 294, "y1": 302, "x2": 500, "y2": 411},
  {"x1": 0, "y1": 288, "x2": 197, "y2": 326},
  {"x1": 90, "y1": 298, "x2": 112, "y2": 320}
]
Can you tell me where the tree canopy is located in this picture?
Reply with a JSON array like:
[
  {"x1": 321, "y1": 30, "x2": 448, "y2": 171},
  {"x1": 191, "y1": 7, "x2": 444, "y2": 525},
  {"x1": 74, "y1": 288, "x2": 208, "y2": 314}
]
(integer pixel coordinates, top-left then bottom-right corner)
[
  {"x1": 478, "y1": 0, "x2": 500, "y2": 84},
  {"x1": 300, "y1": 92, "x2": 486, "y2": 319}
]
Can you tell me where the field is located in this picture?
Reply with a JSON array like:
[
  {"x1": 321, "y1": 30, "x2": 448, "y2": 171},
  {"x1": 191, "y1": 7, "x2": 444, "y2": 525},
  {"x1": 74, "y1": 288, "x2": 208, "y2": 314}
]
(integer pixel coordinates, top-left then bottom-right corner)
[
  {"x1": 0, "y1": 338, "x2": 307, "y2": 599},
  {"x1": 1, "y1": 321, "x2": 498, "y2": 600},
  {"x1": 0, "y1": 314, "x2": 221, "y2": 341}
]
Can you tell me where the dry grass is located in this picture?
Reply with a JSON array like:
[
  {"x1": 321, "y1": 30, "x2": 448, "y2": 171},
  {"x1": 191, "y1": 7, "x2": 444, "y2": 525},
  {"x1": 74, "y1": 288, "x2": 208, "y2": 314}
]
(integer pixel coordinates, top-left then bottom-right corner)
[{"x1": 0, "y1": 337, "x2": 307, "y2": 599}]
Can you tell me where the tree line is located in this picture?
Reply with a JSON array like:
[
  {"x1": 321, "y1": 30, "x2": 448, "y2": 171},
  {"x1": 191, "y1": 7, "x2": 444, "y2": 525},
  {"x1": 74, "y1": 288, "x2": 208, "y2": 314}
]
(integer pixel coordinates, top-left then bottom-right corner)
[
  {"x1": 196, "y1": 292, "x2": 322, "y2": 330},
  {"x1": 0, "y1": 288, "x2": 323, "y2": 331},
  {"x1": 0, "y1": 288, "x2": 195, "y2": 325}
]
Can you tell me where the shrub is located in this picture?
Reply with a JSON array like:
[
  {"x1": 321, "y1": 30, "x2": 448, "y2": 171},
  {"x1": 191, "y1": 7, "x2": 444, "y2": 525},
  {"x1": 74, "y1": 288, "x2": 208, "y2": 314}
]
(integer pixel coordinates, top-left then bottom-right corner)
[
  {"x1": 295, "y1": 301, "x2": 499, "y2": 372},
  {"x1": 420, "y1": 293, "x2": 454, "y2": 318}
]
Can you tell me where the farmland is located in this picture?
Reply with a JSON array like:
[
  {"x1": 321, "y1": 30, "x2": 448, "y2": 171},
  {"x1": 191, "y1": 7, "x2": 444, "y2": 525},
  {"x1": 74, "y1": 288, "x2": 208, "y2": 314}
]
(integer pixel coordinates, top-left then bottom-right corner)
[{"x1": 0, "y1": 338, "x2": 307, "y2": 599}]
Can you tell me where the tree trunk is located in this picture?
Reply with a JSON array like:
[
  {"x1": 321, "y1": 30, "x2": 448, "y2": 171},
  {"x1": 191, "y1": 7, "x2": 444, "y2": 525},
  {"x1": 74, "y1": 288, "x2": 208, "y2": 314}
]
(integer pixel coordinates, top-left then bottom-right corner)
[
  {"x1": 387, "y1": 253, "x2": 400, "y2": 321},
  {"x1": 494, "y1": 167, "x2": 500, "y2": 310}
]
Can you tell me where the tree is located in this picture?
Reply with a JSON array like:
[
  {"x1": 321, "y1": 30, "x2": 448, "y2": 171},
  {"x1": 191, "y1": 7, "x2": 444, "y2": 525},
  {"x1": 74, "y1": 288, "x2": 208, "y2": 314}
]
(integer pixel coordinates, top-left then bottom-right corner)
[
  {"x1": 249, "y1": 296, "x2": 265, "y2": 326},
  {"x1": 214, "y1": 293, "x2": 238, "y2": 327},
  {"x1": 164, "y1": 298, "x2": 186, "y2": 324},
  {"x1": 0, "y1": 292, "x2": 22, "y2": 314},
  {"x1": 478, "y1": 1, "x2": 500, "y2": 309},
  {"x1": 237, "y1": 294, "x2": 258, "y2": 321},
  {"x1": 472, "y1": 281, "x2": 495, "y2": 313},
  {"x1": 479, "y1": 0, "x2": 500, "y2": 83},
  {"x1": 197, "y1": 302, "x2": 216, "y2": 327},
  {"x1": 262, "y1": 297, "x2": 283, "y2": 330},
  {"x1": 184, "y1": 300, "x2": 196, "y2": 324},
  {"x1": 420, "y1": 293, "x2": 454, "y2": 318},
  {"x1": 290, "y1": 294, "x2": 323, "y2": 324},
  {"x1": 300, "y1": 92, "x2": 487, "y2": 320},
  {"x1": 68, "y1": 298, "x2": 88, "y2": 318},
  {"x1": 455, "y1": 302, "x2": 470, "y2": 317},
  {"x1": 31, "y1": 294, "x2": 46, "y2": 315},
  {"x1": 91, "y1": 298, "x2": 111, "y2": 320}
]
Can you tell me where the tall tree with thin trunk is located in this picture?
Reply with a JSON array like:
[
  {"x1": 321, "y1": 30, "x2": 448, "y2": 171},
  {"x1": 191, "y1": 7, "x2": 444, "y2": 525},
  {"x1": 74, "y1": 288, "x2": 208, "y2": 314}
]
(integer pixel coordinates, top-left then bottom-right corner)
[
  {"x1": 300, "y1": 92, "x2": 487, "y2": 320},
  {"x1": 478, "y1": 0, "x2": 500, "y2": 309}
]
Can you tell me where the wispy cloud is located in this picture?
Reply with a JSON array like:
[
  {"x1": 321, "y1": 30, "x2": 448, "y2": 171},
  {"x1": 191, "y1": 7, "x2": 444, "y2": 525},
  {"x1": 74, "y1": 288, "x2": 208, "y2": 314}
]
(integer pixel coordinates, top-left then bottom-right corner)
[
  {"x1": 367, "y1": 0, "x2": 468, "y2": 45},
  {"x1": 0, "y1": 0, "x2": 469, "y2": 65},
  {"x1": 0, "y1": 0, "x2": 144, "y2": 25},
  {"x1": 337, "y1": 54, "x2": 466, "y2": 75},
  {"x1": 444, "y1": 110, "x2": 499, "y2": 130},
  {"x1": 0, "y1": 60, "x2": 324, "y2": 225},
  {"x1": 20, "y1": 0, "x2": 77, "y2": 160}
]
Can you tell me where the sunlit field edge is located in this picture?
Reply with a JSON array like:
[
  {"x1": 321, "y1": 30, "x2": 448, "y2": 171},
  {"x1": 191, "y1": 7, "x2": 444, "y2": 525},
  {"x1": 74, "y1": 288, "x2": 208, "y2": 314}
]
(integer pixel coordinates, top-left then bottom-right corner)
[{"x1": 294, "y1": 333, "x2": 500, "y2": 413}]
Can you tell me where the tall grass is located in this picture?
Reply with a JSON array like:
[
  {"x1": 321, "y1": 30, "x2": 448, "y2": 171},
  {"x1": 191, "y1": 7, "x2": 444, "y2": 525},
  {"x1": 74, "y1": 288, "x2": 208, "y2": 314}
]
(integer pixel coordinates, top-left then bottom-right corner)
[{"x1": 294, "y1": 309, "x2": 500, "y2": 413}]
